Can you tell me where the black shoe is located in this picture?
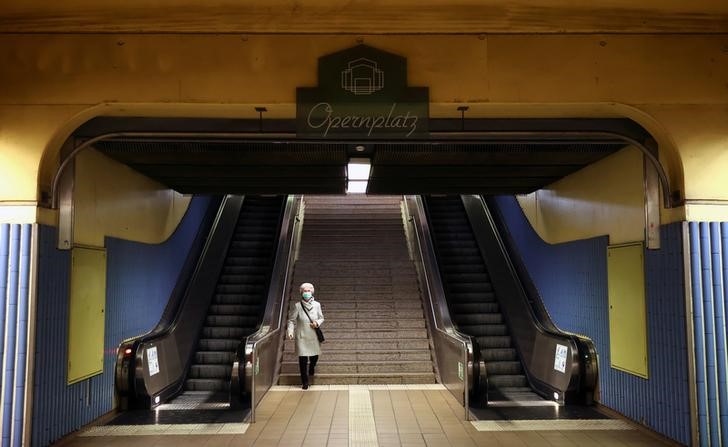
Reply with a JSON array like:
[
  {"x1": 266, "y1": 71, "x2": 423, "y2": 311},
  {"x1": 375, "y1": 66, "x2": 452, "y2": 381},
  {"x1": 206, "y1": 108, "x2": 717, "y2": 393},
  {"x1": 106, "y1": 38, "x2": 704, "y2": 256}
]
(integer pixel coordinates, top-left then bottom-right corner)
[{"x1": 302, "y1": 384, "x2": 309, "y2": 390}]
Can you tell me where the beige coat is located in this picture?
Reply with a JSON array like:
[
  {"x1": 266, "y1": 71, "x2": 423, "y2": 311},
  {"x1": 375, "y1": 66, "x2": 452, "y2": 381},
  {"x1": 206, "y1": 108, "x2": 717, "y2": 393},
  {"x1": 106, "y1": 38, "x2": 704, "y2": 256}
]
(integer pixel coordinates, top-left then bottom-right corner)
[{"x1": 286, "y1": 300, "x2": 325, "y2": 357}]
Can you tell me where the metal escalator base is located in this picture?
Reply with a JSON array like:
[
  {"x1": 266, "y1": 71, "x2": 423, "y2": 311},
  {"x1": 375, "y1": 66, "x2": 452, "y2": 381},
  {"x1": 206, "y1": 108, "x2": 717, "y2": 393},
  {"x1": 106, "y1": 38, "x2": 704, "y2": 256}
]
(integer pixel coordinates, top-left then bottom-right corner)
[{"x1": 106, "y1": 393, "x2": 249, "y2": 425}]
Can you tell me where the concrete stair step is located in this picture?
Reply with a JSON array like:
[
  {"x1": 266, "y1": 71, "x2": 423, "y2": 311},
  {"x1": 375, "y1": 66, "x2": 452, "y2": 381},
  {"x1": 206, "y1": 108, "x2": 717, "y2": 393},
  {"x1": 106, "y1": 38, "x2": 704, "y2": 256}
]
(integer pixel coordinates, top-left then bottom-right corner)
[
  {"x1": 288, "y1": 328, "x2": 428, "y2": 339},
  {"x1": 290, "y1": 277, "x2": 418, "y2": 286},
  {"x1": 311, "y1": 285, "x2": 421, "y2": 292},
  {"x1": 325, "y1": 319, "x2": 425, "y2": 329},
  {"x1": 315, "y1": 301, "x2": 422, "y2": 310},
  {"x1": 280, "y1": 361, "x2": 434, "y2": 374},
  {"x1": 278, "y1": 372, "x2": 436, "y2": 385},
  {"x1": 285, "y1": 339, "x2": 430, "y2": 351},
  {"x1": 282, "y1": 350, "x2": 432, "y2": 362},
  {"x1": 293, "y1": 269, "x2": 416, "y2": 276},
  {"x1": 325, "y1": 310, "x2": 425, "y2": 319}
]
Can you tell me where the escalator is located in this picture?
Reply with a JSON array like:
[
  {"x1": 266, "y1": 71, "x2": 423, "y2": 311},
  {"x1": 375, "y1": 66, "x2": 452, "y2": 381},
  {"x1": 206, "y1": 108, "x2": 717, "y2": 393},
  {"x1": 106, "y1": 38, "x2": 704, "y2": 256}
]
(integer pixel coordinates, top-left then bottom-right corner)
[
  {"x1": 184, "y1": 195, "x2": 284, "y2": 395},
  {"x1": 421, "y1": 195, "x2": 598, "y2": 407},
  {"x1": 115, "y1": 195, "x2": 287, "y2": 413},
  {"x1": 425, "y1": 196, "x2": 529, "y2": 400}
]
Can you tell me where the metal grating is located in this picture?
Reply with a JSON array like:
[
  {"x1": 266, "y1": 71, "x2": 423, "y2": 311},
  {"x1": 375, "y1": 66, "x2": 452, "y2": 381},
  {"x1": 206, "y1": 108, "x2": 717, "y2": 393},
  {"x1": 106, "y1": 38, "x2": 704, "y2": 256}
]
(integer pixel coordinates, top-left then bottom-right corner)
[
  {"x1": 471, "y1": 419, "x2": 634, "y2": 431},
  {"x1": 92, "y1": 139, "x2": 628, "y2": 195}
]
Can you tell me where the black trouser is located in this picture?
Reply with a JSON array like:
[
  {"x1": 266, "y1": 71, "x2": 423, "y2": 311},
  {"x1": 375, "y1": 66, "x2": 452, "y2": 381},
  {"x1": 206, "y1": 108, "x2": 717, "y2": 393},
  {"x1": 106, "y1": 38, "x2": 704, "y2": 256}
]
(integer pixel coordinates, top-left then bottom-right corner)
[{"x1": 298, "y1": 355, "x2": 319, "y2": 385}]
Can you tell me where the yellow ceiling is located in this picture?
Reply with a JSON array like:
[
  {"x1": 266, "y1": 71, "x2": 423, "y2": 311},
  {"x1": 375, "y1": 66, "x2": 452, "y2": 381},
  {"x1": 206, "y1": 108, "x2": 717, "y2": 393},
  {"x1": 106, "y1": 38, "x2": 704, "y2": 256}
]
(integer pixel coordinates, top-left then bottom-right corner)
[{"x1": 1, "y1": 0, "x2": 727, "y2": 34}]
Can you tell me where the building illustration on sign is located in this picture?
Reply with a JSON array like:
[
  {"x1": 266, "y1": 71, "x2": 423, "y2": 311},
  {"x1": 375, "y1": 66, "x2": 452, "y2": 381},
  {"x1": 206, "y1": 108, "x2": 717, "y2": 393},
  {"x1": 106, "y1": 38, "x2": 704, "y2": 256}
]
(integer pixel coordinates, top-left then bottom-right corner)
[
  {"x1": 297, "y1": 44, "x2": 429, "y2": 138},
  {"x1": 341, "y1": 58, "x2": 384, "y2": 95}
]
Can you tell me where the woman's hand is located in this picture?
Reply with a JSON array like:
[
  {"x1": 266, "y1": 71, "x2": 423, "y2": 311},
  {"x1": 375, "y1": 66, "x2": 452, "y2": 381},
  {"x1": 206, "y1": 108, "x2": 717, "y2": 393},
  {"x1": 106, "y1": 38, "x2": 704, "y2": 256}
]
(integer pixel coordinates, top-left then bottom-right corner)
[
  {"x1": 310, "y1": 322, "x2": 318, "y2": 328},
  {"x1": 288, "y1": 333, "x2": 294, "y2": 340}
]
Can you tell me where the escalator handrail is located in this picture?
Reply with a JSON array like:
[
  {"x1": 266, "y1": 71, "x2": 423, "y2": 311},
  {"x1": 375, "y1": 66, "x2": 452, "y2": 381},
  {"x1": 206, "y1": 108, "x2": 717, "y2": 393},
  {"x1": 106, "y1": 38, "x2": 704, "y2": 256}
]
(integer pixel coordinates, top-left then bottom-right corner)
[
  {"x1": 115, "y1": 195, "x2": 245, "y2": 405},
  {"x1": 404, "y1": 195, "x2": 475, "y2": 417},
  {"x1": 235, "y1": 195, "x2": 302, "y2": 420}
]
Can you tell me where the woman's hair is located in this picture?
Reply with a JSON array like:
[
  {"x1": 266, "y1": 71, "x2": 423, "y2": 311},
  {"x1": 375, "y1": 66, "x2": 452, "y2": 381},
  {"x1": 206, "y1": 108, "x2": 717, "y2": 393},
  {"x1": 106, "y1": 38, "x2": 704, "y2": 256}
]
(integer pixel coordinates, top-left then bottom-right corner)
[{"x1": 299, "y1": 282, "x2": 315, "y2": 293}]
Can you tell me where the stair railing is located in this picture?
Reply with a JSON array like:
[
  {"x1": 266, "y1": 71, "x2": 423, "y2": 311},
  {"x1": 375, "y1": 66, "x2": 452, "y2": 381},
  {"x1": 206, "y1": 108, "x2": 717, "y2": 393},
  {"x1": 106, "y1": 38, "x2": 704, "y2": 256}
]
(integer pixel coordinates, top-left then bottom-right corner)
[
  {"x1": 231, "y1": 195, "x2": 303, "y2": 421},
  {"x1": 403, "y1": 195, "x2": 479, "y2": 420}
]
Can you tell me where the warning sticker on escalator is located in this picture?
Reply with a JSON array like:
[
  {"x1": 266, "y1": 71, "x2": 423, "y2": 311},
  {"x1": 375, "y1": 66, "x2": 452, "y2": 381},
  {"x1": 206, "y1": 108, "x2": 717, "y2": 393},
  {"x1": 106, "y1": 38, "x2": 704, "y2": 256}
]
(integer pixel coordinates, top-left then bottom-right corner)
[
  {"x1": 554, "y1": 344, "x2": 568, "y2": 373},
  {"x1": 147, "y1": 346, "x2": 160, "y2": 376}
]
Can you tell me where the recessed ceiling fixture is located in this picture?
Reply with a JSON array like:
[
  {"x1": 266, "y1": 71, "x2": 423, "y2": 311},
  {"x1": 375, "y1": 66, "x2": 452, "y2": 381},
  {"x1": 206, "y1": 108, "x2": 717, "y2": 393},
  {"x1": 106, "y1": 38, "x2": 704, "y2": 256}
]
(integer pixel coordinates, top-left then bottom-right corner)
[{"x1": 346, "y1": 158, "x2": 371, "y2": 194}]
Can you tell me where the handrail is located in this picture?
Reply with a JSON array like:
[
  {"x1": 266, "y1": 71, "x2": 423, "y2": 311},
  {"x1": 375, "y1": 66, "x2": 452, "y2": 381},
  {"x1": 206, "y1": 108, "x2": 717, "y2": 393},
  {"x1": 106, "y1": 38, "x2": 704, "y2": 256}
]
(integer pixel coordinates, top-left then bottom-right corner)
[
  {"x1": 115, "y1": 195, "x2": 244, "y2": 408},
  {"x1": 231, "y1": 195, "x2": 303, "y2": 421},
  {"x1": 403, "y1": 195, "x2": 476, "y2": 419}
]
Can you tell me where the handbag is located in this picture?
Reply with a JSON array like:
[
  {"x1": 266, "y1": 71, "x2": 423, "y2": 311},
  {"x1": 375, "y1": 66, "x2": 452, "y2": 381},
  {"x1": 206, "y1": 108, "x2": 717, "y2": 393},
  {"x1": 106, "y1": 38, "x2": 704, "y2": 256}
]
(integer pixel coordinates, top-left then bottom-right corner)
[{"x1": 300, "y1": 302, "x2": 325, "y2": 343}]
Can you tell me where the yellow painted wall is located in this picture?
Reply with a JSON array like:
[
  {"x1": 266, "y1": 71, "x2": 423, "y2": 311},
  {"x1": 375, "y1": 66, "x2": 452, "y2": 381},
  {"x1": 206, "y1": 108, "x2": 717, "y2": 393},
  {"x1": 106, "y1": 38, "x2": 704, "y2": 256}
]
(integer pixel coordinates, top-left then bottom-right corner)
[
  {"x1": 1, "y1": 34, "x2": 728, "y2": 237},
  {"x1": 518, "y1": 146, "x2": 644, "y2": 245},
  {"x1": 73, "y1": 149, "x2": 191, "y2": 246}
]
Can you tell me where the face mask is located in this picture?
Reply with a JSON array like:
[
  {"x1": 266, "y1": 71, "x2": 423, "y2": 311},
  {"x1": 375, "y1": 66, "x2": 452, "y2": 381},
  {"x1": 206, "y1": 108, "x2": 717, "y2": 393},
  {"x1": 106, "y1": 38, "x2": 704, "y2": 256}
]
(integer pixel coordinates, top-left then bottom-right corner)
[{"x1": 302, "y1": 292, "x2": 313, "y2": 300}]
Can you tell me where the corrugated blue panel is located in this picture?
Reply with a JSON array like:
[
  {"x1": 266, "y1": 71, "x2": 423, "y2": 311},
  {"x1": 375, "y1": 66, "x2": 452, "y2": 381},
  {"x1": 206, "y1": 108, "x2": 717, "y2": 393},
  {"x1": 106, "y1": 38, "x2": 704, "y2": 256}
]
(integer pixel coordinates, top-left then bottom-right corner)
[
  {"x1": 688, "y1": 222, "x2": 728, "y2": 446},
  {"x1": 493, "y1": 196, "x2": 690, "y2": 445},
  {"x1": 0, "y1": 224, "x2": 33, "y2": 447},
  {"x1": 31, "y1": 196, "x2": 212, "y2": 446}
]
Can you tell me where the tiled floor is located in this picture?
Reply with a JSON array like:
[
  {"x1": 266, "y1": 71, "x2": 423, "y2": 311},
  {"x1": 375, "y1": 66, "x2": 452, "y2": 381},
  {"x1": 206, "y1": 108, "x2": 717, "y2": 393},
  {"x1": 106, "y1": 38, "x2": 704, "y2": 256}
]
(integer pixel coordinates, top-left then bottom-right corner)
[{"x1": 58, "y1": 385, "x2": 675, "y2": 446}]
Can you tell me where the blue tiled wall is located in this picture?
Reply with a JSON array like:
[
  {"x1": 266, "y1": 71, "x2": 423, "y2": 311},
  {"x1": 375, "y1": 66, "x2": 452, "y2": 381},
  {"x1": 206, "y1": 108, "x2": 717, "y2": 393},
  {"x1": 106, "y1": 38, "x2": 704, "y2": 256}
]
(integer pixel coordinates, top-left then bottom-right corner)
[
  {"x1": 31, "y1": 196, "x2": 213, "y2": 446},
  {"x1": 493, "y1": 196, "x2": 690, "y2": 445},
  {"x1": 0, "y1": 224, "x2": 33, "y2": 447},
  {"x1": 689, "y1": 222, "x2": 728, "y2": 447}
]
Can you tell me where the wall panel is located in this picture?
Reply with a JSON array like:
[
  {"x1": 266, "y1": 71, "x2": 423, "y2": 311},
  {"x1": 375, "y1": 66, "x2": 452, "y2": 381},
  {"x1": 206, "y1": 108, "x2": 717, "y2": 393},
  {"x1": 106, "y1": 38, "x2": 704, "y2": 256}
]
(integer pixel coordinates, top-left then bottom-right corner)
[{"x1": 493, "y1": 195, "x2": 690, "y2": 445}]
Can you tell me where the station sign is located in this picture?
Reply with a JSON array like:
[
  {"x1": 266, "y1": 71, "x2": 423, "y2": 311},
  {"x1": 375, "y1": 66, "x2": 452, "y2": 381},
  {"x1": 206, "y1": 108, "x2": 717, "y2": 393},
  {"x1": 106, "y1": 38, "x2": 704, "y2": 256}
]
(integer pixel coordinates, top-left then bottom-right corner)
[{"x1": 297, "y1": 44, "x2": 429, "y2": 139}]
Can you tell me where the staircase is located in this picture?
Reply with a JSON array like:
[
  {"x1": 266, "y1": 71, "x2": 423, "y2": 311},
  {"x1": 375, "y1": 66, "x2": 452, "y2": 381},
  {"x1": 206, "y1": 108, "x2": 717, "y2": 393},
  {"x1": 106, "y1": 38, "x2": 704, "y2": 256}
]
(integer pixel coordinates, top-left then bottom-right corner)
[
  {"x1": 279, "y1": 195, "x2": 437, "y2": 385},
  {"x1": 184, "y1": 196, "x2": 284, "y2": 393},
  {"x1": 425, "y1": 196, "x2": 531, "y2": 399}
]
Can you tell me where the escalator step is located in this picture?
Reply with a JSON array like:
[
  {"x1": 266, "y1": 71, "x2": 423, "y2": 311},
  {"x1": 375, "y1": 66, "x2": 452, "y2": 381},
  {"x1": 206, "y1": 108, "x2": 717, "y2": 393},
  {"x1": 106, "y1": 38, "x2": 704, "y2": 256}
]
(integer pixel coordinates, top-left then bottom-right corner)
[
  {"x1": 476, "y1": 335, "x2": 512, "y2": 349},
  {"x1": 188, "y1": 364, "x2": 231, "y2": 379},
  {"x1": 212, "y1": 296, "x2": 262, "y2": 306},
  {"x1": 444, "y1": 273, "x2": 490, "y2": 283},
  {"x1": 481, "y1": 348, "x2": 519, "y2": 362},
  {"x1": 447, "y1": 283, "x2": 493, "y2": 293},
  {"x1": 450, "y1": 302, "x2": 499, "y2": 314},
  {"x1": 486, "y1": 361, "x2": 523, "y2": 376},
  {"x1": 442, "y1": 264, "x2": 486, "y2": 274},
  {"x1": 488, "y1": 375, "x2": 529, "y2": 389},
  {"x1": 206, "y1": 315, "x2": 260, "y2": 327},
  {"x1": 221, "y1": 265, "x2": 269, "y2": 275},
  {"x1": 459, "y1": 324, "x2": 509, "y2": 337},
  {"x1": 226, "y1": 257, "x2": 268, "y2": 266},
  {"x1": 455, "y1": 313, "x2": 502, "y2": 325},
  {"x1": 216, "y1": 284, "x2": 265, "y2": 294},
  {"x1": 229, "y1": 240, "x2": 273, "y2": 250},
  {"x1": 209, "y1": 303, "x2": 261, "y2": 314},
  {"x1": 448, "y1": 292, "x2": 496, "y2": 303},
  {"x1": 195, "y1": 351, "x2": 236, "y2": 364},
  {"x1": 437, "y1": 247, "x2": 480, "y2": 256},
  {"x1": 201, "y1": 326, "x2": 246, "y2": 339},
  {"x1": 197, "y1": 338, "x2": 240, "y2": 351},
  {"x1": 439, "y1": 256, "x2": 484, "y2": 265},
  {"x1": 184, "y1": 378, "x2": 229, "y2": 392},
  {"x1": 218, "y1": 274, "x2": 267, "y2": 284},
  {"x1": 227, "y1": 248, "x2": 272, "y2": 257}
]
